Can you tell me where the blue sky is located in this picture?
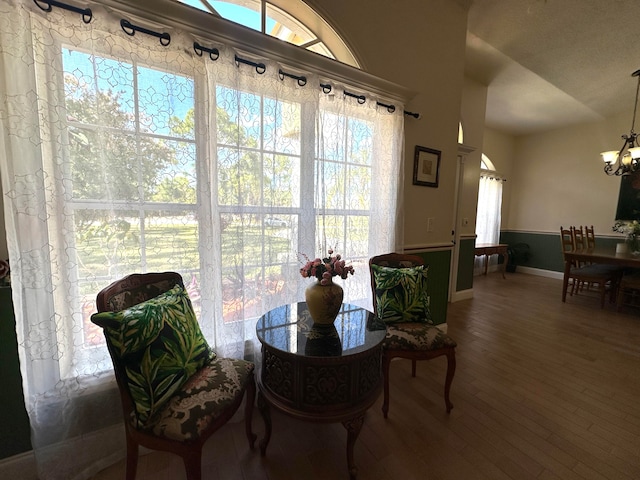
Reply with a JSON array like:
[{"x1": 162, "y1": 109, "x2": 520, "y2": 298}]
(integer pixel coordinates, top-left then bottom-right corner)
[{"x1": 178, "y1": 0, "x2": 277, "y2": 32}]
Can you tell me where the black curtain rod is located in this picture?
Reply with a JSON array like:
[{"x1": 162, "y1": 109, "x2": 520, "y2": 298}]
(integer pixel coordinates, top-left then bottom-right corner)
[
  {"x1": 235, "y1": 55, "x2": 266, "y2": 74},
  {"x1": 194, "y1": 42, "x2": 219, "y2": 61},
  {"x1": 120, "y1": 19, "x2": 171, "y2": 46},
  {"x1": 279, "y1": 69, "x2": 307, "y2": 87},
  {"x1": 34, "y1": 0, "x2": 92, "y2": 23},
  {"x1": 35, "y1": 5, "x2": 420, "y2": 118}
]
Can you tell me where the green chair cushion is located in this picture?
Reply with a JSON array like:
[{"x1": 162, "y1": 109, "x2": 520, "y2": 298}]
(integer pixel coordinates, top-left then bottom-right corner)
[
  {"x1": 91, "y1": 284, "x2": 214, "y2": 426},
  {"x1": 371, "y1": 264, "x2": 432, "y2": 324},
  {"x1": 384, "y1": 323, "x2": 457, "y2": 350},
  {"x1": 140, "y1": 357, "x2": 255, "y2": 441}
]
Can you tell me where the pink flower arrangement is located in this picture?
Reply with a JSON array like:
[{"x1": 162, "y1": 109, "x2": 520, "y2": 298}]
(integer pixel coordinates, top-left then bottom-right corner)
[{"x1": 300, "y1": 249, "x2": 355, "y2": 285}]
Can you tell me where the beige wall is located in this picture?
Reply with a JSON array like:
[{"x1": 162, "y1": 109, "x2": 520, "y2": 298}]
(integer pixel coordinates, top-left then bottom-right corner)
[
  {"x1": 502, "y1": 111, "x2": 629, "y2": 236},
  {"x1": 307, "y1": 0, "x2": 470, "y2": 249}
]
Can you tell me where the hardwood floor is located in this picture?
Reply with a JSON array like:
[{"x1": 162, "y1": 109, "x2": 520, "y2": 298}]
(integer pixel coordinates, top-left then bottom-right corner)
[{"x1": 91, "y1": 273, "x2": 640, "y2": 480}]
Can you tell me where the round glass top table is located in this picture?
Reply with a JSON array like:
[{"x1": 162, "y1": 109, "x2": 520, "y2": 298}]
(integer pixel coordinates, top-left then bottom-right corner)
[{"x1": 255, "y1": 302, "x2": 386, "y2": 480}]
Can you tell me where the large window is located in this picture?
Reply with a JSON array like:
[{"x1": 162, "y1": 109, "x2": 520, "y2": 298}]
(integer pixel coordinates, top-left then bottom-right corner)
[{"x1": 63, "y1": 47, "x2": 381, "y2": 365}]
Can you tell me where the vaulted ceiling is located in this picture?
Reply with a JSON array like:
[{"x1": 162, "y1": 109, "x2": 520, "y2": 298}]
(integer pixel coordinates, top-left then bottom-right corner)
[{"x1": 465, "y1": 0, "x2": 640, "y2": 136}]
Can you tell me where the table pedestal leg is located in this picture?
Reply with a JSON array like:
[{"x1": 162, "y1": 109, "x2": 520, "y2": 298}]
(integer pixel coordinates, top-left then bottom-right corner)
[
  {"x1": 257, "y1": 390, "x2": 271, "y2": 456},
  {"x1": 342, "y1": 415, "x2": 364, "y2": 480}
]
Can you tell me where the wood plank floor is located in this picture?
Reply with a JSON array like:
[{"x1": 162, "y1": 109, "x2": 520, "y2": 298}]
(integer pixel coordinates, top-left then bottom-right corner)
[{"x1": 91, "y1": 273, "x2": 640, "y2": 480}]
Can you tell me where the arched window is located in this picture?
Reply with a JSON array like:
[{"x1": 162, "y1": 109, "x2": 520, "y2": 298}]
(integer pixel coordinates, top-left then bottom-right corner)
[
  {"x1": 178, "y1": 0, "x2": 360, "y2": 67},
  {"x1": 480, "y1": 153, "x2": 496, "y2": 170}
]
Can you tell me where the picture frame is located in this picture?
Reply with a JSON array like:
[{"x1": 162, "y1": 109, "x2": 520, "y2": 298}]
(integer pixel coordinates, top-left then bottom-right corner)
[{"x1": 413, "y1": 145, "x2": 441, "y2": 187}]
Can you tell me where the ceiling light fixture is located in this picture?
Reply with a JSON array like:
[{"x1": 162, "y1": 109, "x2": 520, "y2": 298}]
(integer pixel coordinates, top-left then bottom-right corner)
[{"x1": 601, "y1": 69, "x2": 640, "y2": 176}]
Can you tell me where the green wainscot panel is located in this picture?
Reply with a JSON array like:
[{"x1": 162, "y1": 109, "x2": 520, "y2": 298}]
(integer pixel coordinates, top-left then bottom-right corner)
[
  {"x1": 413, "y1": 250, "x2": 451, "y2": 326},
  {"x1": 499, "y1": 230, "x2": 623, "y2": 272},
  {"x1": 0, "y1": 287, "x2": 32, "y2": 459},
  {"x1": 456, "y1": 238, "x2": 476, "y2": 291}
]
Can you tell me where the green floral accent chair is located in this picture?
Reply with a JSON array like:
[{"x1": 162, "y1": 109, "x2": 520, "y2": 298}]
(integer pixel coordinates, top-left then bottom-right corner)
[
  {"x1": 369, "y1": 253, "x2": 456, "y2": 418},
  {"x1": 91, "y1": 272, "x2": 256, "y2": 480}
]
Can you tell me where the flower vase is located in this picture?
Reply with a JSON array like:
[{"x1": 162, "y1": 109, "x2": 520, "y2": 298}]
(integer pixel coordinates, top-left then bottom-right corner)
[
  {"x1": 628, "y1": 234, "x2": 640, "y2": 255},
  {"x1": 304, "y1": 280, "x2": 343, "y2": 325}
]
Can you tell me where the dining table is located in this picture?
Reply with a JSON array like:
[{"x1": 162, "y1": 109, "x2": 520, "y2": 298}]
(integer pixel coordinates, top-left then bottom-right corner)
[{"x1": 561, "y1": 246, "x2": 640, "y2": 302}]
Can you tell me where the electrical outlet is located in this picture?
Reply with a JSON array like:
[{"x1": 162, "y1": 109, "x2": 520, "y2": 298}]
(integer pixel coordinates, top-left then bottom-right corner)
[{"x1": 427, "y1": 217, "x2": 434, "y2": 232}]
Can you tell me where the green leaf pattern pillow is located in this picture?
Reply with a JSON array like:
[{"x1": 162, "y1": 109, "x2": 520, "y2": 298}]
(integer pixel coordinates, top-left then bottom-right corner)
[
  {"x1": 91, "y1": 284, "x2": 214, "y2": 426},
  {"x1": 372, "y1": 264, "x2": 432, "y2": 324}
]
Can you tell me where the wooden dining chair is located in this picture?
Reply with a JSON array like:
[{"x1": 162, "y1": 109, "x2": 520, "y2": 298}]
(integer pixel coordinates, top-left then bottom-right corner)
[
  {"x1": 584, "y1": 225, "x2": 597, "y2": 249},
  {"x1": 580, "y1": 225, "x2": 624, "y2": 292},
  {"x1": 571, "y1": 225, "x2": 586, "y2": 252},
  {"x1": 560, "y1": 227, "x2": 619, "y2": 308}
]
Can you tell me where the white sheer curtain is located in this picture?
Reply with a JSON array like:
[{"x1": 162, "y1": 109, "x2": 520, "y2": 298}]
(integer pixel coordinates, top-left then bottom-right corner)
[
  {"x1": 0, "y1": 1, "x2": 404, "y2": 478},
  {"x1": 475, "y1": 169, "x2": 504, "y2": 273}
]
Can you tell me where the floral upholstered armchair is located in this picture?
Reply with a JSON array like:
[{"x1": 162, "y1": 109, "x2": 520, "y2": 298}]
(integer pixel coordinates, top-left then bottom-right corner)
[
  {"x1": 91, "y1": 272, "x2": 256, "y2": 480},
  {"x1": 369, "y1": 253, "x2": 456, "y2": 418}
]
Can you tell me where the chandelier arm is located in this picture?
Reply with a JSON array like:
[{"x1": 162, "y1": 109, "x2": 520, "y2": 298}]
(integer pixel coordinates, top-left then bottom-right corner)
[
  {"x1": 631, "y1": 74, "x2": 640, "y2": 134},
  {"x1": 604, "y1": 137, "x2": 634, "y2": 175}
]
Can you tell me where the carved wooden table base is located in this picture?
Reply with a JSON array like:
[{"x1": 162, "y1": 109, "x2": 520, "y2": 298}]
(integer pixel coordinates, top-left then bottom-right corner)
[{"x1": 256, "y1": 303, "x2": 385, "y2": 479}]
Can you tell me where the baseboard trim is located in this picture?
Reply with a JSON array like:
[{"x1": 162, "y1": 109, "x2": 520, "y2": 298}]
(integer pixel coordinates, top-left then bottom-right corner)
[
  {"x1": 451, "y1": 288, "x2": 473, "y2": 302},
  {"x1": 516, "y1": 266, "x2": 563, "y2": 279},
  {"x1": 0, "y1": 450, "x2": 37, "y2": 480}
]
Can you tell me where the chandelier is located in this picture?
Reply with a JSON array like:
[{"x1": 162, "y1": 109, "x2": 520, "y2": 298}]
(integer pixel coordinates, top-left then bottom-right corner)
[{"x1": 601, "y1": 69, "x2": 640, "y2": 176}]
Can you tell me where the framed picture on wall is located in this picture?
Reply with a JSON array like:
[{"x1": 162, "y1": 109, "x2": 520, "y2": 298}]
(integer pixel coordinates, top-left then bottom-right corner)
[{"x1": 413, "y1": 145, "x2": 441, "y2": 187}]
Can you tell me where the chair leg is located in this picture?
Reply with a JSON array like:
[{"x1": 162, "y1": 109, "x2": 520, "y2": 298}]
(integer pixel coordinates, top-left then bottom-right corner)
[
  {"x1": 411, "y1": 359, "x2": 417, "y2": 377},
  {"x1": 183, "y1": 450, "x2": 202, "y2": 480},
  {"x1": 381, "y1": 353, "x2": 391, "y2": 419},
  {"x1": 244, "y1": 375, "x2": 257, "y2": 449},
  {"x1": 124, "y1": 429, "x2": 138, "y2": 480},
  {"x1": 444, "y1": 349, "x2": 456, "y2": 413}
]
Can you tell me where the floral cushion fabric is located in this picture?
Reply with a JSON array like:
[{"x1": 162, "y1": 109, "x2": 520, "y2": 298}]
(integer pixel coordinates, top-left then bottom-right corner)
[
  {"x1": 371, "y1": 264, "x2": 432, "y2": 324},
  {"x1": 384, "y1": 323, "x2": 457, "y2": 351},
  {"x1": 91, "y1": 284, "x2": 214, "y2": 426},
  {"x1": 139, "y1": 357, "x2": 254, "y2": 441},
  {"x1": 103, "y1": 278, "x2": 180, "y2": 312}
]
